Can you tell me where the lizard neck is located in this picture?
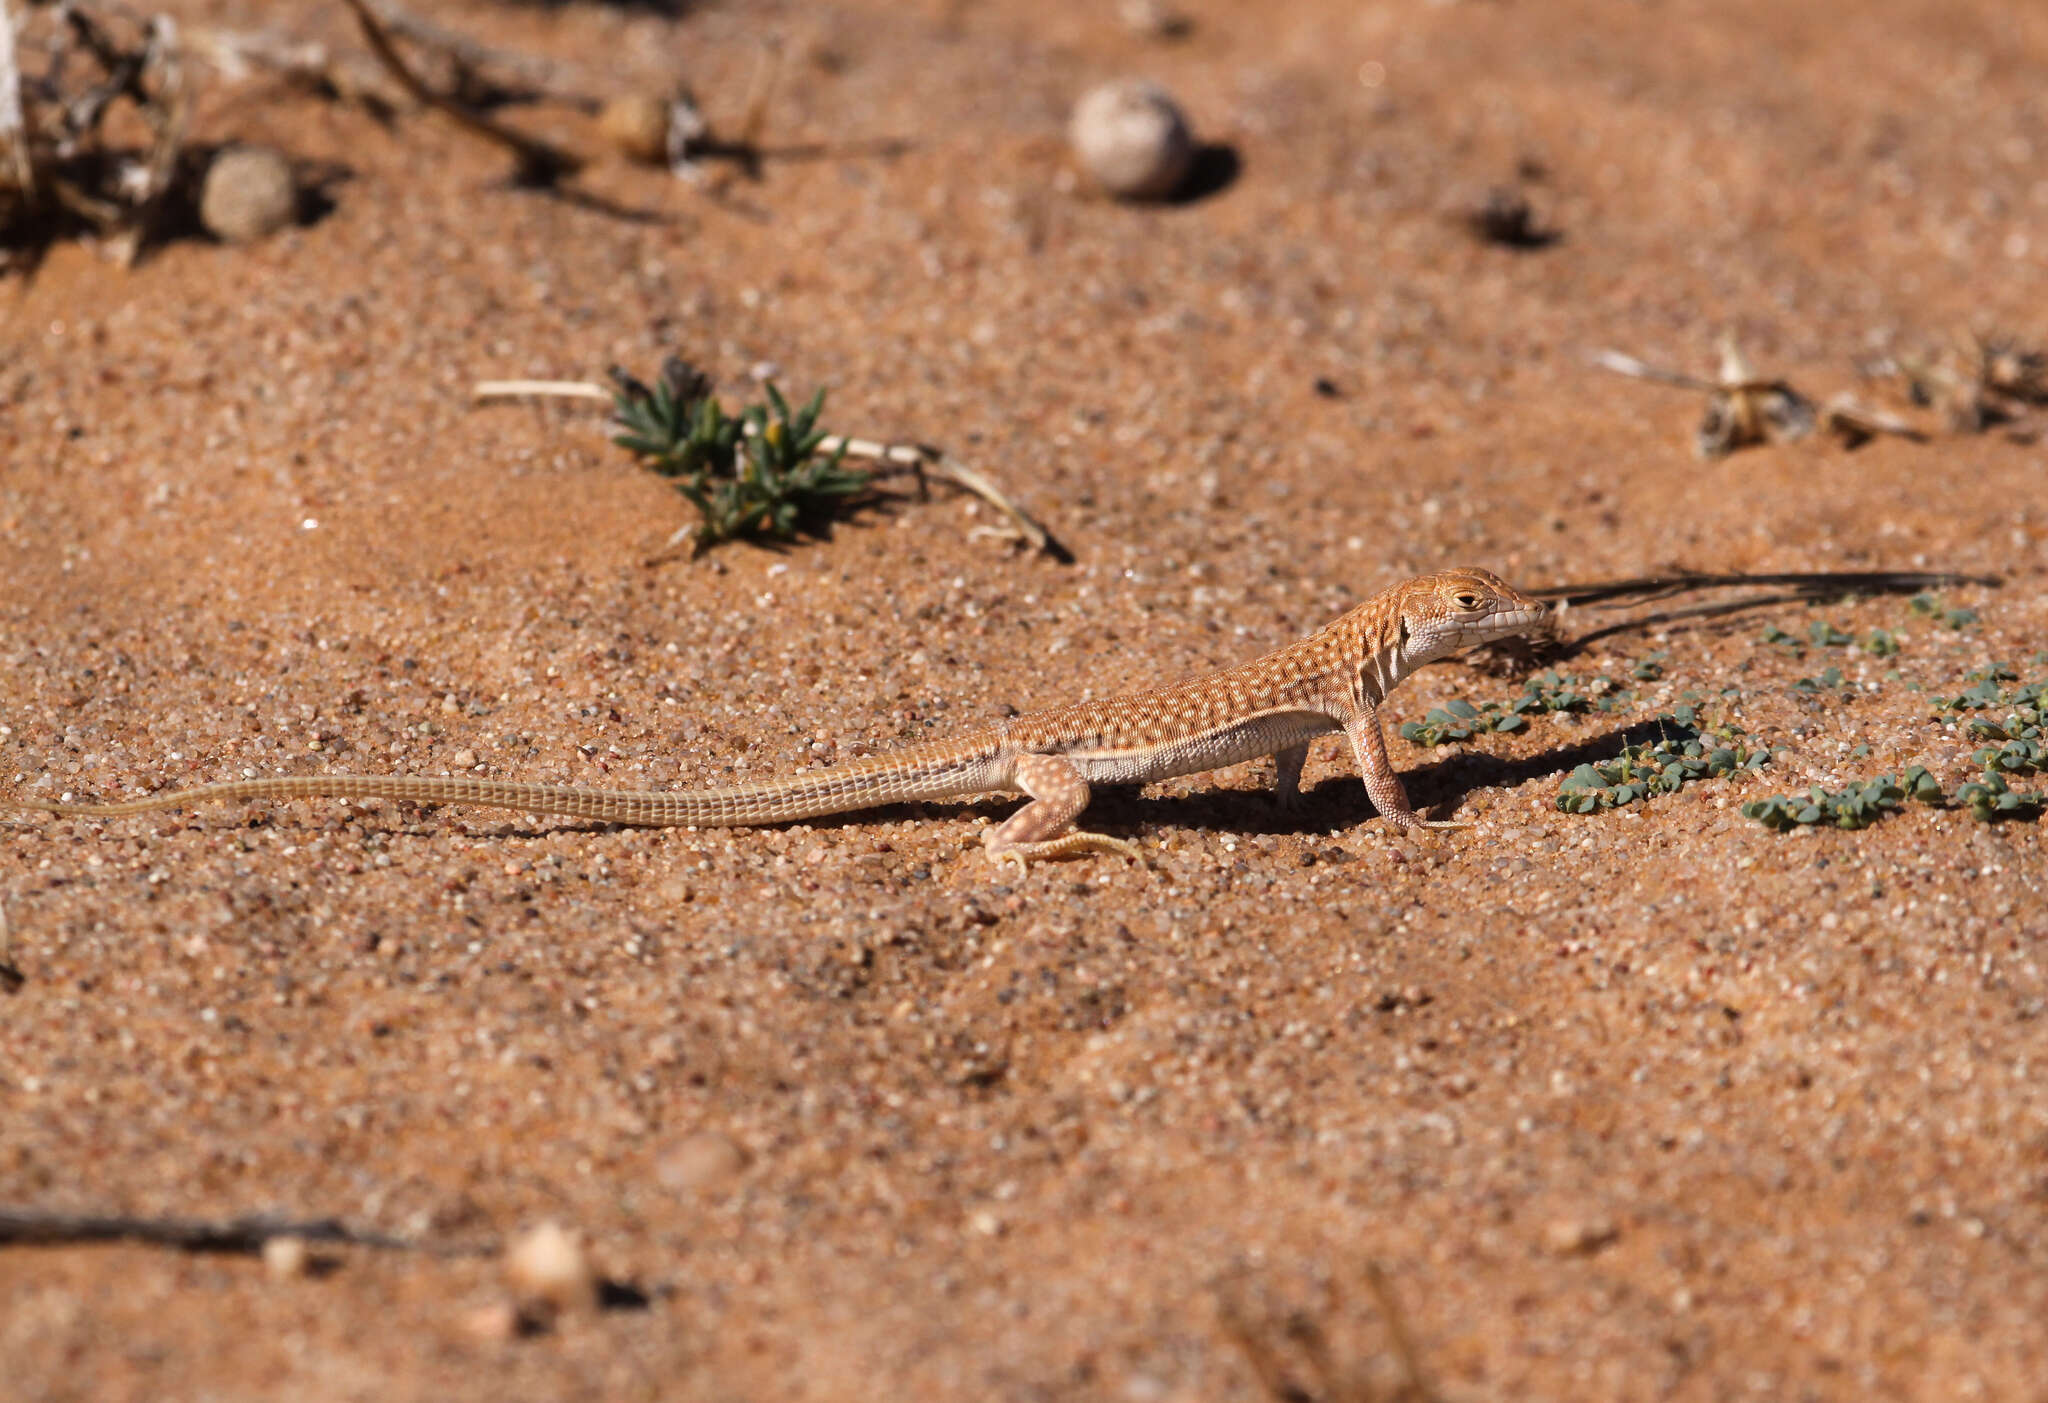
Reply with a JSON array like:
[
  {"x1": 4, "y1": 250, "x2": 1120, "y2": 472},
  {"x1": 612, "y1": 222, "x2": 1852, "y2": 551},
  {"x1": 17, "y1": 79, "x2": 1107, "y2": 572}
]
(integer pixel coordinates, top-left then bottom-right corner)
[{"x1": 1341, "y1": 588, "x2": 1415, "y2": 707}]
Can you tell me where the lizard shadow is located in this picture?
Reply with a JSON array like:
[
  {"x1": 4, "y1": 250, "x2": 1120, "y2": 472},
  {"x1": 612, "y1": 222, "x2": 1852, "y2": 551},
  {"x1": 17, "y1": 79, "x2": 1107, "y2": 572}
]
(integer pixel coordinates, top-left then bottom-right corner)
[{"x1": 1079, "y1": 715, "x2": 1689, "y2": 839}]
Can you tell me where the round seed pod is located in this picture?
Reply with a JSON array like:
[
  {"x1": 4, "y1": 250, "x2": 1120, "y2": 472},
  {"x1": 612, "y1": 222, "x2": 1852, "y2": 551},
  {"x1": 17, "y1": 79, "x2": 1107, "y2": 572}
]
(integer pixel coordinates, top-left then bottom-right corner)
[
  {"x1": 199, "y1": 147, "x2": 297, "y2": 243},
  {"x1": 1068, "y1": 79, "x2": 1195, "y2": 201}
]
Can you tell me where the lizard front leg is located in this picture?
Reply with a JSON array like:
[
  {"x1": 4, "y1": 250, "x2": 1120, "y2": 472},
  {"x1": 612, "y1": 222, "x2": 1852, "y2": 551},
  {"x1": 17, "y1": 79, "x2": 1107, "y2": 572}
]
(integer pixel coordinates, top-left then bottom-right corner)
[
  {"x1": 1344, "y1": 704, "x2": 1466, "y2": 831},
  {"x1": 1271, "y1": 742, "x2": 1310, "y2": 812},
  {"x1": 982, "y1": 752, "x2": 1142, "y2": 875}
]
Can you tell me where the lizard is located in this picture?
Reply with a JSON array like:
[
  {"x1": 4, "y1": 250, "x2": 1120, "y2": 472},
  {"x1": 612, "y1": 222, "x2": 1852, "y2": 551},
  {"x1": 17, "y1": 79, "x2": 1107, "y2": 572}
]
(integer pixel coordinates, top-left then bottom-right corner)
[{"x1": 7, "y1": 568, "x2": 1550, "y2": 872}]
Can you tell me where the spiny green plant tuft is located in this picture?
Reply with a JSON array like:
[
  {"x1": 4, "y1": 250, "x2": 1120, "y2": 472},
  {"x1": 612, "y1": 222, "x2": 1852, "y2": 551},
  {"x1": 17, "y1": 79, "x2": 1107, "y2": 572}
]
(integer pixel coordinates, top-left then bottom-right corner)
[{"x1": 610, "y1": 356, "x2": 872, "y2": 552}]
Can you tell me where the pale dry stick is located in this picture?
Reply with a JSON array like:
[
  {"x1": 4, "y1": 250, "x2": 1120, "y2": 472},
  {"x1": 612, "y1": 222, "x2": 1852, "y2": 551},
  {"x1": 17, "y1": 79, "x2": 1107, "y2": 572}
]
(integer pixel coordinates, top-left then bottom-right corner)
[
  {"x1": 473, "y1": 378, "x2": 1060, "y2": 556},
  {"x1": 183, "y1": 27, "x2": 330, "y2": 84},
  {"x1": 7, "y1": 570, "x2": 1549, "y2": 875},
  {"x1": 0, "y1": 892, "x2": 19, "y2": 994},
  {"x1": 109, "y1": 15, "x2": 187, "y2": 268}
]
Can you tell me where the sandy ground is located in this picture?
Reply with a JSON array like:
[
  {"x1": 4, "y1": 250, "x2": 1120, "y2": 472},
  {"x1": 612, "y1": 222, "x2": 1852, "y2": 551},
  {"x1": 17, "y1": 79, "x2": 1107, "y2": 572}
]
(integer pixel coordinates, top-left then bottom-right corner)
[{"x1": 4, "y1": 0, "x2": 2048, "y2": 1398}]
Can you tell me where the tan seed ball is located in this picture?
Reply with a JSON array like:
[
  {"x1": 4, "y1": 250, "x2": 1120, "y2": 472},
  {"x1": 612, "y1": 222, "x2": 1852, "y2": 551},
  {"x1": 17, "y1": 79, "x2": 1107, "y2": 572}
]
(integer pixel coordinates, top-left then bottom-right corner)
[
  {"x1": 600, "y1": 94, "x2": 672, "y2": 165},
  {"x1": 503, "y1": 1220, "x2": 597, "y2": 1312},
  {"x1": 199, "y1": 146, "x2": 297, "y2": 244},
  {"x1": 1069, "y1": 79, "x2": 1194, "y2": 201}
]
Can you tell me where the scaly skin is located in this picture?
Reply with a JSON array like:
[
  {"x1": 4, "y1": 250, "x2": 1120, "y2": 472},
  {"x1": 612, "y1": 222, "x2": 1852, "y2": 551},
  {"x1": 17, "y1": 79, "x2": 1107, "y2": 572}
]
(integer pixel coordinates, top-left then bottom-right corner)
[{"x1": 7, "y1": 569, "x2": 1549, "y2": 869}]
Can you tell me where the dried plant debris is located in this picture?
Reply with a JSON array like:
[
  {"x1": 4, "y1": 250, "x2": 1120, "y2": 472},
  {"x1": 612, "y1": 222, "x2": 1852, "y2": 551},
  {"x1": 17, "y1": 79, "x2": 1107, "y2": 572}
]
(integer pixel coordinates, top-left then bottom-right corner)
[
  {"x1": 1594, "y1": 337, "x2": 1820, "y2": 458},
  {"x1": 187, "y1": 2, "x2": 572, "y2": 124},
  {"x1": 0, "y1": 0, "x2": 192, "y2": 269},
  {"x1": 1890, "y1": 331, "x2": 2048, "y2": 434},
  {"x1": 1816, "y1": 391, "x2": 1923, "y2": 447}
]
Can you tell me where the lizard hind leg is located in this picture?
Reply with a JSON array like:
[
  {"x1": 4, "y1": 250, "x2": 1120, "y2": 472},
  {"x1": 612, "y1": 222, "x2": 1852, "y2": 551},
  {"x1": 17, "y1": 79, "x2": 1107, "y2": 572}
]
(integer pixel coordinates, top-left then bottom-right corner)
[{"x1": 982, "y1": 752, "x2": 1142, "y2": 875}]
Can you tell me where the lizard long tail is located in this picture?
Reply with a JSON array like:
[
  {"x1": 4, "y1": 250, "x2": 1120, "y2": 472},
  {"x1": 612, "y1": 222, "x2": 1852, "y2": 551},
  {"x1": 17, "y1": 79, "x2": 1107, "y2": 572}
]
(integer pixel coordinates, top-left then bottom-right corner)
[{"x1": 10, "y1": 735, "x2": 1006, "y2": 828}]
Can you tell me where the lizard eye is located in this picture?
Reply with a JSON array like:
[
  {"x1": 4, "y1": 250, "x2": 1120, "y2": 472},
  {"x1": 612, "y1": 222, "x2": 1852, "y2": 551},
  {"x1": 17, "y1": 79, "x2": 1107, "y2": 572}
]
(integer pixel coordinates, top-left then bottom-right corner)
[{"x1": 1453, "y1": 590, "x2": 1483, "y2": 610}]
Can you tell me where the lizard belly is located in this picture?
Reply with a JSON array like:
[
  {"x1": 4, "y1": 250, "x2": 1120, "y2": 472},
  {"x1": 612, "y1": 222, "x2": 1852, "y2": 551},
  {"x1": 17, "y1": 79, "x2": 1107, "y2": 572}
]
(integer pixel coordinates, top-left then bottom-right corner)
[{"x1": 1067, "y1": 710, "x2": 1338, "y2": 786}]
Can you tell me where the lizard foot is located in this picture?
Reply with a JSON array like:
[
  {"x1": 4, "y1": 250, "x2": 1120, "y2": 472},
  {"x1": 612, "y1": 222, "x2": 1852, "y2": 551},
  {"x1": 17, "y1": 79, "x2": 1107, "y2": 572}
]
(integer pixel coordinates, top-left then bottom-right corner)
[
  {"x1": 1384, "y1": 813, "x2": 1471, "y2": 834},
  {"x1": 985, "y1": 831, "x2": 1143, "y2": 877}
]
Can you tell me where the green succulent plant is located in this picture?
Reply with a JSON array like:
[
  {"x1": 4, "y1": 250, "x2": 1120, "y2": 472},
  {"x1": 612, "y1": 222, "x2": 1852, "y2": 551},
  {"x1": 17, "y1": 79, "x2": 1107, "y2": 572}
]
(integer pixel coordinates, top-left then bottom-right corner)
[{"x1": 610, "y1": 357, "x2": 872, "y2": 552}]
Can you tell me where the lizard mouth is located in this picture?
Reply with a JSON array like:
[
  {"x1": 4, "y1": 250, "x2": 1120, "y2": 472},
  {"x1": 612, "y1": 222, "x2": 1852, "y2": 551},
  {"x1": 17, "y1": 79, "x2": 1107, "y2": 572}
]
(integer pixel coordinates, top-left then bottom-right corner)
[{"x1": 1477, "y1": 603, "x2": 1549, "y2": 639}]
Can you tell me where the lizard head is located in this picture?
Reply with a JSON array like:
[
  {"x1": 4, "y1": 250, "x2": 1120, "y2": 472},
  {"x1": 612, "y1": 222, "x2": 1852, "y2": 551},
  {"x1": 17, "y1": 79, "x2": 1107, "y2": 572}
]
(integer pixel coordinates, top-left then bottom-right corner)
[{"x1": 1397, "y1": 567, "x2": 1550, "y2": 663}]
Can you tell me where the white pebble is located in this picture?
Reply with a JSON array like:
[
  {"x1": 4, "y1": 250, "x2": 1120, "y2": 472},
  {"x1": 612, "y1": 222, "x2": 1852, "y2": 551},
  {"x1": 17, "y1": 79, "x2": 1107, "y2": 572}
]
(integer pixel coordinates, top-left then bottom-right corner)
[{"x1": 1069, "y1": 80, "x2": 1195, "y2": 201}]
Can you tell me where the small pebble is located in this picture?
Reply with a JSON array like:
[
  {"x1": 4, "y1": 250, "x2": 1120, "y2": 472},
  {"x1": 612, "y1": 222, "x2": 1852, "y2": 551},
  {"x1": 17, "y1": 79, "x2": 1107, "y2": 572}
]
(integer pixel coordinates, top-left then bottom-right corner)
[
  {"x1": 1069, "y1": 79, "x2": 1195, "y2": 201},
  {"x1": 452, "y1": 749, "x2": 478, "y2": 769},
  {"x1": 504, "y1": 1221, "x2": 597, "y2": 1312},
  {"x1": 656, "y1": 1130, "x2": 750, "y2": 1194},
  {"x1": 1117, "y1": 0, "x2": 1191, "y2": 39},
  {"x1": 599, "y1": 94, "x2": 671, "y2": 165},
  {"x1": 199, "y1": 147, "x2": 297, "y2": 244},
  {"x1": 261, "y1": 1235, "x2": 309, "y2": 1281},
  {"x1": 1544, "y1": 1217, "x2": 1619, "y2": 1256},
  {"x1": 461, "y1": 1299, "x2": 522, "y2": 1343}
]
